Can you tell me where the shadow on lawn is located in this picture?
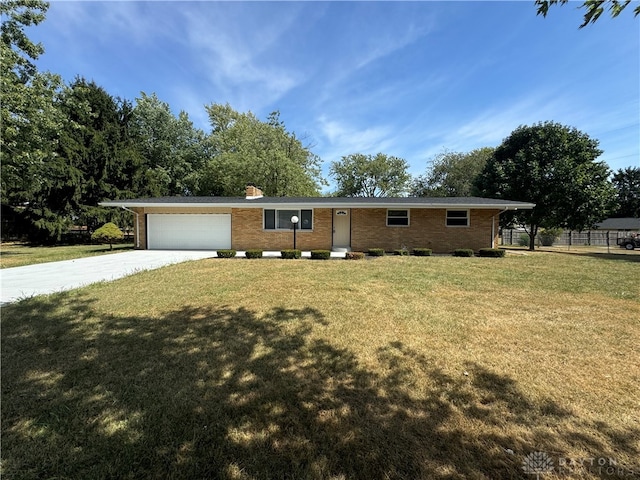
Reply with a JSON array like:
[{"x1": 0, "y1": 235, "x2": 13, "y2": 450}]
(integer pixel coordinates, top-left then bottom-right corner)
[{"x1": 2, "y1": 294, "x2": 638, "y2": 480}]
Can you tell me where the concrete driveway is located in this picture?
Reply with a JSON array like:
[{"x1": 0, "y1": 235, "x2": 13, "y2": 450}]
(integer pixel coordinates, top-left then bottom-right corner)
[{"x1": 0, "y1": 250, "x2": 214, "y2": 304}]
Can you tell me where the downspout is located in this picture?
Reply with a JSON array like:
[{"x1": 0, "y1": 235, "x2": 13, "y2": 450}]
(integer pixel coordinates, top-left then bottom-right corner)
[
  {"x1": 492, "y1": 208, "x2": 510, "y2": 248},
  {"x1": 121, "y1": 206, "x2": 140, "y2": 249}
]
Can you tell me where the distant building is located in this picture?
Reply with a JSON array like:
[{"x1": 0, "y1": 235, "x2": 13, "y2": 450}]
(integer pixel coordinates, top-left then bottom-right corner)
[{"x1": 595, "y1": 218, "x2": 640, "y2": 232}]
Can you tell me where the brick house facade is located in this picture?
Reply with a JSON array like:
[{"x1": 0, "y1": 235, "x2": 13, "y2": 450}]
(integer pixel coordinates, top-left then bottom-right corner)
[{"x1": 103, "y1": 186, "x2": 534, "y2": 253}]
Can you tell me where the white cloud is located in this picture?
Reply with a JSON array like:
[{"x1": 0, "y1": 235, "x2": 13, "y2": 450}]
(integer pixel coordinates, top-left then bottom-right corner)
[
  {"x1": 440, "y1": 93, "x2": 572, "y2": 148},
  {"x1": 178, "y1": 4, "x2": 308, "y2": 113},
  {"x1": 353, "y1": 22, "x2": 434, "y2": 71},
  {"x1": 316, "y1": 116, "x2": 396, "y2": 162},
  {"x1": 46, "y1": 2, "x2": 174, "y2": 46},
  {"x1": 314, "y1": 16, "x2": 436, "y2": 107}
]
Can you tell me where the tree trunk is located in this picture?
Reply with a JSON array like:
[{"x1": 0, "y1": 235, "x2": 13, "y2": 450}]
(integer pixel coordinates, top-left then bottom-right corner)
[
  {"x1": 109, "y1": 242, "x2": 113, "y2": 251},
  {"x1": 528, "y1": 225, "x2": 538, "y2": 251}
]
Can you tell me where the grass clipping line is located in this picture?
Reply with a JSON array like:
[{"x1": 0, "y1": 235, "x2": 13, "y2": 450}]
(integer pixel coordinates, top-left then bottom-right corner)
[{"x1": 1, "y1": 253, "x2": 639, "y2": 479}]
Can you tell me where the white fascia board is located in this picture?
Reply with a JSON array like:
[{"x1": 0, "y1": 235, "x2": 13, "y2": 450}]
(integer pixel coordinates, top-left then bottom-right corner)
[
  {"x1": 253, "y1": 202, "x2": 536, "y2": 209},
  {"x1": 100, "y1": 200, "x2": 535, "y2": 210},
  {"x1": 99, "y1": 201, "x2": 239, "y2": 208}
]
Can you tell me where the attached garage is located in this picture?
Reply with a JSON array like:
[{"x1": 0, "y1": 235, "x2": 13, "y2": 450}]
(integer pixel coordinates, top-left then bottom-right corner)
[
  {"x1": 100, "y1": 186, "x2": 535, "y2": 253},
  {"x1": 147, "y1": 214, "x2": 231, "y2": 250}
]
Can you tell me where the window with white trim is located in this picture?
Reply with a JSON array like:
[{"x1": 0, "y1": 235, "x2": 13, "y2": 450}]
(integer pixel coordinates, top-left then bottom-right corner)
[
  {"x1": 264, "y1": 209, "x2": 313, "y2": 230},
  {"x1": 387, "y1": 209, "x2": 409, "y2": 226},
  {"x1": 446, "y1": 209, "x2": 469, "y2": 227}
]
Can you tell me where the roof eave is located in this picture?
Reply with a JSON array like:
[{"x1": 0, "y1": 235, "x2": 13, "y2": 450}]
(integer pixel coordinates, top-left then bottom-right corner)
[{"x1": 100, "y1": 200, "x2": 536, "y2": 210}]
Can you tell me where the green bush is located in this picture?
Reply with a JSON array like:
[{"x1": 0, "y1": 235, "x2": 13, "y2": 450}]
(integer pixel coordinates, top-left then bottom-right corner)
[
  {"x1": 245, "y1": 249, "x2": 263, "y2": 259},
  {"x1": 393, "y1": 249, "x2": 409, "y2": 256},
  {"x1": 539, "y1": 228, "x2": 563, "y2": 246},
  {"x1": 310, "y1": 250, "x2": 331, "y2": 260},
  {"x1": 216, "y1": 249, "x2": 236, "y2": 258},
  {"x1": 453, "y1": 248, "x2": 474, "y2": 257},
  {"x1": 518, "y1": 233, "x2": 530, "y2": 247},
  {"x1": 412, "y1": 248, "x2": 432, "y2": 256},
  {"x1": 91, "y1": 222, "x2": 124, "y2": 250},
  {"x1": 345, "y1": 252, "x2": 365, "y2": 260},
  {"x1": 367, "y1": 248, "x2": 385, "y2": 257},
  {"x1": 478, "y1": 248, "x2": 505, "y2": 258},
  {"x1": 281, "y1": 249, "x2": 301, "y2": 259}
]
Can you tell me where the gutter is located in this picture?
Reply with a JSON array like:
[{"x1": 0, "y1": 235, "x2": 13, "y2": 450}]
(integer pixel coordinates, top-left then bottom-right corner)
[
  {"x1": 492, "y1": 208, "x2": 515, "y2": 248},
  {"x1": 120, "y1": 206, "x2": 140, "y2": 249},
  {"x1": 101, "y1": 200, "x2": 536, "y2": 210}
]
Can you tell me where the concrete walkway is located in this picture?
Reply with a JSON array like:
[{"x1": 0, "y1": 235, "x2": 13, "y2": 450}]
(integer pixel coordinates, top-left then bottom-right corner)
[{"x1": 0, "y1": 250, "x2": 215, "y2": 304}]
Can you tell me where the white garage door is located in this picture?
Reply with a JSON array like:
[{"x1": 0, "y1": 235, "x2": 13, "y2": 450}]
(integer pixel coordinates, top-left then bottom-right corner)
[{"x1": 147, "y1": 214, "x2": 231, "y2": 250}]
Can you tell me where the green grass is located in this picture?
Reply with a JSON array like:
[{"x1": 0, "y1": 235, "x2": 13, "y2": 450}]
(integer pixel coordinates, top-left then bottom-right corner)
[
  {"x1": 2, "y1": 252, "x2": 639, "y2": 479},
  {"x1": 0, "y1": 242, "x2": 134, "y2": 268}
]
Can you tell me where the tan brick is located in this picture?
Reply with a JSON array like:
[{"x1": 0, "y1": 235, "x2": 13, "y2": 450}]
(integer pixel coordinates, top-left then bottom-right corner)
[
  {"x1": 129, "y1": 206, "x2": 500, "y2": 253},
  {"x1": 130, "y1": 207, "x2": 146, "y2": 249},
  {"x1": 351, "y1": 208, "x2": 500, "y2": 253},
  {"x1": 232, "y1": 208, "x2": 332, "y2": 250}
]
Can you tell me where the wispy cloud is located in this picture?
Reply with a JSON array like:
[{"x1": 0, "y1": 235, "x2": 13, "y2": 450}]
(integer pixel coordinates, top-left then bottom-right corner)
[
  {"x1": 46, "y1": 2, "x2": 175, "y2": 46},
  {"x1": 178, "y1": 3, "x2": 309, "y2": 113},
  {"x1": 443, "y1": 93, "x2": 573, "y2": 146},
  {"x1": 353, "y1": 22, "x2": 434, "y2": 71},
  {"x1": 316, "y1": 116, "x2": 397, "y2": 163},
  {"x1": 314, "y1": 10, "x2": 436, "y2": 107}
]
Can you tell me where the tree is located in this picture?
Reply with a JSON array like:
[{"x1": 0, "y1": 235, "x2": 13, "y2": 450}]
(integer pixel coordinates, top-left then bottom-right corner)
[
  {"x1": 91, "y1": 222, "x2": 124, "y2": 250},
  {"x1": 1, "y1": 71, "x2": 69, "y2": 242},
  {"x1": 5, "y1": 76, "x2": 141, "y2": 243},
  {"x1": 199, "y1": 104, "x2": 324, "y2": 197},
  {"x1": 611, "y1": 167, "x2": 640, "y2": 218},
  {"x1": 1, "y1": 0, "x2": 75, "y2": 242},
  {"x1": 55, "y1": 78, "x2": 140, "y2": 235},
  {"x1": 131, "y1": 92, "x2": 207, "y2": 197},
  {"x1": 411, "y1": 148, "x2": 494, "y2": 197},
  {"x1": 474, "y1": 121, "x2": 613, "y2": 250},
  {"x1": 535, "y1": 0, "x2": 640, "y2": 28},
  {"x1": 330, "y1": 153, "x2": 410, "y2": 197},
  {"x1": 0, "y1": 0, "x2": 48, "y2": 81}
]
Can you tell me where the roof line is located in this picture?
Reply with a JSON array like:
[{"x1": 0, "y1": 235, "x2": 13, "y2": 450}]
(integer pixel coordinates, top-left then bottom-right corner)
[{"x1": 100, "y1": 200, "x2": 535, "y2": 209}]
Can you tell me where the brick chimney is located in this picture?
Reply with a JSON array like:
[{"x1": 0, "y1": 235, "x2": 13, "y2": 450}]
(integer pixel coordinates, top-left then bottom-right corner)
[{"x1": 245, "y1": 184, "x2": 263, "y2": 199}]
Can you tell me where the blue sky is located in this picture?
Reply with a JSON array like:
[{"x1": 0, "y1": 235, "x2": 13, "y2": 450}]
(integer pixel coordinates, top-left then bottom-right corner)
[{"x1": 29, "y1": 1, "x2": 639, "y2": 183}]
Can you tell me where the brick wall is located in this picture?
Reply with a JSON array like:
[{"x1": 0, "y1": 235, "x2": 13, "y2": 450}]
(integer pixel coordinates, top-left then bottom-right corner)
[
  {"x1": 130, "y1": 206, "x2": 500, "y2": 252},
  {"x1": 131, "y1": 207, "x2": 146, "y2": 249},
  {"x1": 232, "y1": 208, "x2": 333, "y2": 250},
  {"x1": 351, "y1": 208, "x2": 499, "y2": 253}
]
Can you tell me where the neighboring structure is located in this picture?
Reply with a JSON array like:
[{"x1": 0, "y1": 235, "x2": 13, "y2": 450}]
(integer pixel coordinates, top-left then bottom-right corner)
[
  {"x1": 595, "y1": 218, "x2": 640, "y2": 232},
  {"x1": 100, "y1": 185, "x2": 535, "y2": 253}
]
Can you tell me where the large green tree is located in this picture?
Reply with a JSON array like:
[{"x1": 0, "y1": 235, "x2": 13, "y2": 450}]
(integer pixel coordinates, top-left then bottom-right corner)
[
  {"x1": 54, "y1": 78, "x2": 139, "y2": 234},
  {"x1": 611, "y1": 167, "x2": 640, "y2": 218},
  {"x1": 131, "y1": 92, "x2": 207, "y2": 197},
  {"x1": 6, "y1": 76, "x2": 141, "y2": 242},
  {"x1": 0, "y1": 0, "x2": 75, "y2": 241},
  {"x1": 0, "y1": 0, "x2": 48, "y2": 81},
  {"x1": 535, "y1": 0, "x2": 639, "y2": 28},
  {"x1": 411, "y1": 148, "x2": 494, "y2": 197},
  {"x1": 199, "y1": 104, "x2": 323, "y2": 197},
  {"x1": 474, "y1": 121, "x2": 613, "y2": 250},
  {"x1": 330, "y1": 153, "x2": 410, "y2": 197}
]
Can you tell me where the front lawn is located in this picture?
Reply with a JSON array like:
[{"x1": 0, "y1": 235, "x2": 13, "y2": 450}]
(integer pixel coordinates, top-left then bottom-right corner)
[
  {"x1": 2, "y1": 253, "x2": 638, "y2": 479},
  {"x1": 0, "y1": 242, "x2": 134, "y2": 268}
]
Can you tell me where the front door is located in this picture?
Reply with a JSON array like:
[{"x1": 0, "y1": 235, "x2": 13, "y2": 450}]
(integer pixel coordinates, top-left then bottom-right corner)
[{"x1": 333, "y1": 209, "x2": 350, "y2": 248}]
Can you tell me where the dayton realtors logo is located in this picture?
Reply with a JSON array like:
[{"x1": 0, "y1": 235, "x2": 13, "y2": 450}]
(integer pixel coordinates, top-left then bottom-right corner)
[
  {"x1": 522, "y1": 452, "x2": 554, "y2": 479},
  {"x1": 522, "y1": 452, "x2": 636, "y2": 478}
]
